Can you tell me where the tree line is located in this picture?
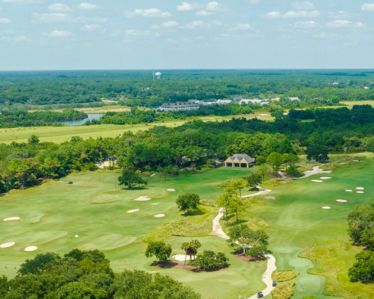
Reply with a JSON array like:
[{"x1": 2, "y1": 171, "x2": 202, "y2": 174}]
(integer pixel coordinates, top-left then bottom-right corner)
[
  {"x1": 1, "y1": 106, "x2": 373, "y2": 195},
  {"x1": 0, "y1": 109, "x2": 87, "y2": 128},
  {"x1": 0, "y1": 249, "x2": 200, "y2": 298}
]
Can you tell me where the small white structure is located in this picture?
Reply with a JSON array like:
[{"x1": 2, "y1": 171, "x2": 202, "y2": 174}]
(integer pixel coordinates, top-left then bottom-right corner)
[
  {"x1": 217, "y1": 99, "x2": 233, "y2": 105},
  {"x1": 288, "y1": 97, "x2": 301, "y2": 102},
  {"x1": 157, "y1": 102, "x2": 200, "y2": 112}
]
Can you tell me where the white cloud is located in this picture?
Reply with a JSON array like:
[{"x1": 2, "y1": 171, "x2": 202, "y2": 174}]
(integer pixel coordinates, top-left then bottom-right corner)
[
  {"x1": 48, "y1": 30, "x2": 72, "y2": 38},
  {"x1": 361, "y1": 3, "x2": 374, "y2": 11},
  {"x1": 266, "y1": 11, "x2": 281, "y2": 18},
  {"x1": 327, "y1": 19, "x2": 363, "y2": 28},
  {"x1": 48, "y1": 3, "x2": 71, "y2": 12},
  {"x1": 267, "y1": 10, "x2": 320, "y2": 18},
  {"x1": 295, "y1": 20, "x2": 318, "y2": 28},
  {"x1": 74, "y1": 16, "x2": 107, "y2": 24},
  {"x1": 81, "y1": 24, "x2": 105, "y2": 32},
  {"x1": 1, "y1": 0, "x2": 41, "y2": 4},
  {"x1": 234, "y1": 23, "x2": 253, "y2": 31},
  {"x1": 185, "y1": 20, "x2": 205, "y2": 29},
  {"x1": 162, "y1": 20, "x2": 179, "y2": 29},
  {"x1": 293, "y1": 1, "x2": 315, "y2": 10},
  {"x1": 0, "y1": 17, "x2": 11, "y2": 24},
  {"x1": 196, "y1": 1, "x2": 222, "y2": 16},
  {"x1": 79, "y1": 2, "x2": 97, "y2": 10},
  {"x1": 33, "y1": 12, "x2": 70, "y2": 23},
  {"x1": 177, "y1": 2, "x2": 193, "y2": 12},
  {"x1": 129, "y1": 8, "x2": 171, "y2": 18},
  {"x1": 1, "y1": 34, "x2": 30, "y2": 42}
]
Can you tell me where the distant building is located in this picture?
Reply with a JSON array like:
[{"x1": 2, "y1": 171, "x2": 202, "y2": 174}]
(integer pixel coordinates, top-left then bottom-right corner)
[
  {"x1": 158, "y1": 101, "x2": 200, "y2": 112},
  {"x1": 288, "y1": 97, "x2": 301, "y2": 102},
  {"x1": 239, "y1": 98, "x2": 269, "y2": 106},
  {"x1": 224, "y1": 154, "x2": 256, "y2": 168},
  {"x1": 217, "y1": 99, "x2": 232, "y2": 105}
]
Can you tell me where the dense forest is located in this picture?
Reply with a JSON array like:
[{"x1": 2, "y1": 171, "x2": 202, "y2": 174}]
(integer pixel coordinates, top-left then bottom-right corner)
[
  {"x1": 0, "y1": 70, "x2": 373, "y2": 108},
  {"x1": 0, "y1": 106, "x2": 373, "y2": 195},
  {"x1": 0, "y1": 109, "x2": 87, "y2": 128}
]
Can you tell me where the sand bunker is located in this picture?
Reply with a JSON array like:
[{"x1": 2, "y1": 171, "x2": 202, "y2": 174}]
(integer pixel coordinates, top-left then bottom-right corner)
[
  {"x1": 127, "y1": 209, "x2": 140, "y2": 214},
  {"x1": 0, "y1": 242, "x2": 15, "y2": 249},
  {"x1": 135, "y1": 196, "x2": 151, "y2": 202},
  {"x1": 3, "y1": 217, "x2": 20, "y2": 222},
  {"x1": 356, "y1": 187, "x2": 365, "y2": 190},
  {"x1": 322, "y1": 206, "x2": 331, "y2": 210},
  {"x1": 356, "y1": 191, "x2": 365, "y2": 194},
  {"x1": 320, "y1": 177, "x2": 332, "y2": 180},
  {"x1": 346, "y1": 189, "x2": 353, "y2": 193},
  {"x1": 167, "y1": 189, "x2": 176, "y2": 192},
  {"x1": 336, "y1": 199, "x2": 348, "y2": 203},
  {"x1": 312, "y1": 180, "x2": 323, "y2": 183},
  {"x1": 150, "y1": 202, "x2": 160, "y2": 206},
  {"x1": 154, "y1": 213, "x2": 165, "y2": 218},
  {"x1": 173, "y1": 254, "x2": 194, "y2": 262},
  {"x1": 24, "y1": 246, "x2": 38, "y2": 252}
]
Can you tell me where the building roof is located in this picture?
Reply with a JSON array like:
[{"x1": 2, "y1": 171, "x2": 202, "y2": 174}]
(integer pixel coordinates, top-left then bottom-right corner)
[{"x1": 225, "y1": 154, "x2": 255, "y2": 164}]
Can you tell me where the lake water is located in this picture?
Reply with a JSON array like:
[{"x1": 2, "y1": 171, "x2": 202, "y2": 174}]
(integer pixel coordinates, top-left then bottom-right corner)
[{"x1": 62, "y1": 113, "x2": 104, "y2": 126}]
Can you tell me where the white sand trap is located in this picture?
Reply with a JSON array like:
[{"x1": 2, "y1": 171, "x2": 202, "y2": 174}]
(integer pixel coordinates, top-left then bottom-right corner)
[
  {"x1": 336, "y1": 199, "x2": 348, "y2": 203},
  {"x1": 150, "y1": 173, "x2": 156, "y2": 177},
  {"x1": 302, "y1": 166, "x2": 331, "y2": 178},
  {"x1": 167, "y1": 189, "x2": 176, "y2": 192},
  {"x1": 154, "y1": 213, "x2": 165, "y2": 218},
  {"x1": 356, "y1": 187, "x2": 365, "y2": 190},
  {"x1": 74, "y1": 234, "x2": 80, "y2": 238},
  {"x1": 0, "y1": 242, "x2": 15, "y2": 249},
  {"x1": 312, "y1": 180, "x2": 323, "y2": 183},
  {"x1": 150, "y1": 202, "x2": 160, "y2": 206},
  {"x1": 322, "y1": 206, "x2": 331, "y2": 210},
  {"x1": 127, "y1": 209, "x2": 140, "y2": 214},
  {"x1": 135, "y1": 196, "x2": 151, "y2": 202},
  {"x1": 320, "y1": 177, "x2": 332, "y2": 180},
  {"x1": 346, "y1": 189, "x2": 353, "y2": 193},
  {"x1": 356, "y1": 191, "x2": 365, "y2": 194},
  {"x1": 173, "y1": 254, "x2": 194, "y2": 262},
  {"x1": 24, "y1": 246, "x2": 38, "y2": 252},
  {"x1": 3, "y1": 217, "x2": 20, "y2": 222}
]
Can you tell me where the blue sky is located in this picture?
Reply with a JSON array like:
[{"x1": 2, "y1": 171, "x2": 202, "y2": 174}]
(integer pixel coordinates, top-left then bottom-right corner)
[{"x1": 0, "y1": 0, "x2": 373, "y2": 70}]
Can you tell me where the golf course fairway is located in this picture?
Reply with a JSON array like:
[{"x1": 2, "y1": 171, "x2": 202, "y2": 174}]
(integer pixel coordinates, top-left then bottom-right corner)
[{"x1": 0, "y1": 157, "x2": 373, "y2": 298}]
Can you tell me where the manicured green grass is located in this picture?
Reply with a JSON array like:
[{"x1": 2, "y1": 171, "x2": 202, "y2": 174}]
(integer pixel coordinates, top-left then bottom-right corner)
[
  {"x1": 0, "y1": 167, "x2": 265, "y2": 299},
  {"x1": 0, "y1": 112, "x2": 272, "y2": 144},
  {"x1": 241, "y1": 157, "x2": 374, "y2": 298}
]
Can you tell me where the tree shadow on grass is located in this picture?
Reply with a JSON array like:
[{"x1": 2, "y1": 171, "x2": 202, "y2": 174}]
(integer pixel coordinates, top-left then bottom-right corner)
[
  {"x1": 151, "y1": 261, "x2": 178, "y2": 268},
  {"x1": 183, "y1": 209, "x2": 205, "y2": 217}
]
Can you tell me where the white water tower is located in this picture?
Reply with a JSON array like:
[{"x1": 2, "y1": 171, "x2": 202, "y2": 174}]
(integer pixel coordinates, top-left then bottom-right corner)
[{"x1": 153, "y1": 71, "x2": 162, "y2": 80}]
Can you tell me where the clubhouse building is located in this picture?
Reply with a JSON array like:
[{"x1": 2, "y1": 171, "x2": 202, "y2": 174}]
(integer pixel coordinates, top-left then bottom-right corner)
[{"x1": 224, "y1": 154, "x2": 255, "y2": 168}]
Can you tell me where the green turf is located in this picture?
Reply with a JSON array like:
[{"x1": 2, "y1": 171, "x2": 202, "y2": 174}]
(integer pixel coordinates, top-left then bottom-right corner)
[
  {"x1": 1, "y1": 159, "x2": 373, "y2": 298},
  {"x1": 0, "y1": 112, "x2": 272, "y2": 144},
  {"x1": 0, "y1": 167, "x2": 265, "y2": 299},
  {"x1": 242, "y1": 157, "x2": 374, "y2": 299}
]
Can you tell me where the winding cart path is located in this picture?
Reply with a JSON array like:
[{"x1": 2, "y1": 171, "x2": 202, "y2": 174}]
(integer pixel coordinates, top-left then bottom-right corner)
[{"x1": 212, "y1": 208, "x2": 277, "y2": 299}]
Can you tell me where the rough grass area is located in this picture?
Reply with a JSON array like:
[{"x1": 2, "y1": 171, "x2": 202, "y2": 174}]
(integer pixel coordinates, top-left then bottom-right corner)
[{"x1": 272, "y1": 270, "x2": 299, "y2": 299}]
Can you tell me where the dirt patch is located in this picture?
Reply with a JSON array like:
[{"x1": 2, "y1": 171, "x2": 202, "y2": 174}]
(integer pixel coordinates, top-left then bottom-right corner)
[{"x1": 135, "y1": 196, "x2": 151, "y2": 202}]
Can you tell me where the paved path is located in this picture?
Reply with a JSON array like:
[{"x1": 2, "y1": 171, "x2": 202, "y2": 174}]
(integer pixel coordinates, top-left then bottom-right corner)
[
  {"x1": 212, "y1": 208, "x2": 277, "y2": 299},
  {"x1": 301, "y1": 166, "x2": 331, "y2": 179},
  {"x1": 241, "y1": 187, "x2": 272, "y2": 199}
]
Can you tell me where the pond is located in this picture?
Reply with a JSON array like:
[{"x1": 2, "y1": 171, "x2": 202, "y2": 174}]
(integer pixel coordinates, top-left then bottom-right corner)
[{"x1": 62, "y1": 113, "x2": 104, "y2": 126}]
